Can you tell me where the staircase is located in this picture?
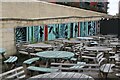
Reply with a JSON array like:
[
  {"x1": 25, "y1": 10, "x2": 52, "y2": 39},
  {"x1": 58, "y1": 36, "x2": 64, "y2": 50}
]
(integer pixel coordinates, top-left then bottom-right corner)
[{"x1": 0, "y1": 66, "x2": 26, "y2": 80}]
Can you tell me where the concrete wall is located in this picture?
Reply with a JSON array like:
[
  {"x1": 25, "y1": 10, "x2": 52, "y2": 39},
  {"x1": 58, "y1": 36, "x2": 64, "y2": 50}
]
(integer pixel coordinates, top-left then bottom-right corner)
[
  {"x1": 0, "y1": 19, "x2": 99, "y2": 59},
  {"x1": 0, "y1": 21, "x2": 16, "y2": 58}
]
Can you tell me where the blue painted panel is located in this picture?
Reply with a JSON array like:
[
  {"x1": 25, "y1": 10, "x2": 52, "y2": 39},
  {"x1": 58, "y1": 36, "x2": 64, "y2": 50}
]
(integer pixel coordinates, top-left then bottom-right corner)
[
  {"x1": 80, "y1": 22, "x2": 88, "y2": 37},
  {"x1": 73, "y1": 22, "x2": 78, "y2": 38},
  {"x1": 34, "y1": 26, "x2": 40, "y2": 42},
  {"x1": 48, "y1": 24, "x2": 55, "y2": 40},
  {"x1": 88, "y1": 21, "x2": 96, "y2": 36},
  {"x1": 54, "y1": 24, "x2": 59, "y2": 39},
  {"x1": 59, "y1": 24, "x2": 65, "y2": 38},
  {"x1": 39, "y1": 25, "x2": 44, "y2": 42},
  {"x1": 67, "y1": 23, "x2": 71, "y2": 38}
]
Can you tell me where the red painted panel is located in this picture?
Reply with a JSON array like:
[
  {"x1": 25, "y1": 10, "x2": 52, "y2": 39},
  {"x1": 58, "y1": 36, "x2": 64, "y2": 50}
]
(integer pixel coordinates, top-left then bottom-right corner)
[
  {"x1": 78, "y1": 22, "x2": 80, "y2": 37},
  {"x1": 49, "y1": 0, "x2": 56, "y2": 3},
  {"x1": 44, "y1": 25, "x2": 48, "y2": 41},
  {"x1": 90, "y1": 2, "x2": 97, "y2": 6}
]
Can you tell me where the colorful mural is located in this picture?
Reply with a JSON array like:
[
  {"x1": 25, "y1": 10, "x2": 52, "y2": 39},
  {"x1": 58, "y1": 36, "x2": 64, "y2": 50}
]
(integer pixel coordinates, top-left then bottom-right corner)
[
  {"x1": 15, "y1": 27, "x2": 27, "y2": 42},
  {"x1": 15, "y1": 21, "x2": 97, "y2": 43}
]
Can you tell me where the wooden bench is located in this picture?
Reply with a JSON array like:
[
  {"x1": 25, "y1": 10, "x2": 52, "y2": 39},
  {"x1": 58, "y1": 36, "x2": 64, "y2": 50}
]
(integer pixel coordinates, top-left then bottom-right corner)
[
  {"x1": 69, "y1": 62, "x2": 86, "y2": 69},
  {"x1": 27, "y1": 66, "x2": 59, "y2": 73},
  {"x1": 4, "y1": 56, "x2": 18, "y2": 63},
  {"x1": 100, "y1": 63, "x2": 115, "y2": 78},
  {"x1": 51, "y1": 62, "x2": 99, "y2": 72},
  {"x1": 4, "y1": 56, "x2": 18, "y2": 69},
  {"x1": 23, "y1": 57, "x2": 40, "y2": 78},
  {"x1": 23, "y1": 57, "x2": 40, "y2": 65}
]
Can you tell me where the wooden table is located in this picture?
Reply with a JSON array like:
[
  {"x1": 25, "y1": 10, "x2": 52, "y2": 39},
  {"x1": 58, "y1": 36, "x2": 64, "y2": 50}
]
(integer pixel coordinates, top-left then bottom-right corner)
[
  {"x1": 54, "y1": 38, "x2": 66, "y2": 42},
  {"x1": 36, "y1": 51, "x2": 74, "y2": 67},
  {"x1": 63, "y1": 40, "x2": 81, "y2": 44},
  {"x1": 26, "y1": 43, "x2": 54, "y2": 50},
  {"x1": 85, "y1": 46, "x2": 112, "y2": 62},
  {"x1": 27, "y1": 72, "x2": 94, "y2": 80},
  {"x1": 110, "y1": 42, "x2": 120, "y2": 46},
  {"x1": 0, "y1": 48, "x2": 6, "y2": 59},
  {"x1": 77, "y1": 37, "x2": 94, "y2": 41},
  {"x1": 36, "y1": 51, "x2": 74, "y2": 59},
  {"x1": 85, "y1": 46, "x2": 112, "y2": 52},
  {"x1": 100, "y1": 64, "x2": 115, "y2": 78}
]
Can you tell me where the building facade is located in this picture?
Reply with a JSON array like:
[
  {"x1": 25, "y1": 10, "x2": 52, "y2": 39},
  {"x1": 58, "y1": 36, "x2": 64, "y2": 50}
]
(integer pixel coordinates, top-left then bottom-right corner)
[
  {"x1": 46, "y1": 0, "x2": 109, "y2": 14},
  {"x1": 0, "y1": 1, "x2": 107, "y2": 58}
]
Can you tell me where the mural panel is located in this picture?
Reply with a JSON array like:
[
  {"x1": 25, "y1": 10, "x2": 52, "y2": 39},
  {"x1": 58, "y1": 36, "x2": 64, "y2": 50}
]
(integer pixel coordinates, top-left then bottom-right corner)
[
  {"x1": 88, "y1": 21, "x2": 96, "y2": 36},
  {"x1": 15, "y1": 21, "x2": 97, "y2": 43},
  {"x1": 80, "y1": 22, "x2": 88, "y2": 37},
  {"x1": 15, "y1": 27, "x2": 27, "y2": 42},
  {"x1": 48, "y1": 24, "x2": 55, "y2": 40},
  {"x1": 73, "y1": 23, "x2": 78, "y2": 38}
]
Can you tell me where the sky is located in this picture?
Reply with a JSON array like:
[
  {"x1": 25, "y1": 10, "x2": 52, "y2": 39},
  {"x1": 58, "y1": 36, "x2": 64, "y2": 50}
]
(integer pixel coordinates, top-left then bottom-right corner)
[{"x1": 108, "y1": 0, "x2": 119, "y2": 15}]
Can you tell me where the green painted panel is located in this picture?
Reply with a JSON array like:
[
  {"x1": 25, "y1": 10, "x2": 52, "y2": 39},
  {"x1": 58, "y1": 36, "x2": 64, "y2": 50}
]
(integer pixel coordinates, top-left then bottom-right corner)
[{"x1": 67, "y1": 23, "x2": 71, "y2": 38}]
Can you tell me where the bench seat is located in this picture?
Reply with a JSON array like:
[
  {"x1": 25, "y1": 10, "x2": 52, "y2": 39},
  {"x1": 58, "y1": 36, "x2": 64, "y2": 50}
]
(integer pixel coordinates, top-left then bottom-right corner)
[
  {"x1": 27, "y1": 66, "x2": 59, "y2": 73},
  {"x1": 100, "y1": 64, "x2": 115, "y2": 73},
  {"x1": 100, "y1": 64, "x2": 115, "y2": 78},
  {"x1": 4, "y1": 56, "x2": 18, "y2": 63},
  {"x1": 70, "y1": 62, "x2": 86, "y2": 69},
  {"x1": 23, "y1": 57, "x2": 40, "y2": 65}
]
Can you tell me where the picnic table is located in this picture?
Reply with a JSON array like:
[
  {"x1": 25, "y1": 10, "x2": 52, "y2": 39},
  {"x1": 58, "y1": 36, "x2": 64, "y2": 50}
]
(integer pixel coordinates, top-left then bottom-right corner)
[
  {"x1": 85, "y1": 46, "x2": 112, "y2": 52},
  {"x1": 110, "y1": 42, "x2": 120, "y2": 46},
  {"x1": 100, "y1": 64, "x2": 115, "y2": 78},
  {"x1": 25, "y1": 43, "x2": 54, "y2": 50},
  {"x1": 63, "y1": 40, "x2": 81, "y2": 44},
  {"x1": 27, "y1": 72, "x2": 94, "y2": 80},
  {"x1": 85, "y1": 46, "x2": 112, "y2": 62},
  {"x1": 36, "y1": 51, "x2": 74, "y2": 67},
  {"x1": 77, "y1": 37, "x2": 94, "y2": 41},
  {"x1": 0, "y1": 48, "x2": 6, "y2": 59}
]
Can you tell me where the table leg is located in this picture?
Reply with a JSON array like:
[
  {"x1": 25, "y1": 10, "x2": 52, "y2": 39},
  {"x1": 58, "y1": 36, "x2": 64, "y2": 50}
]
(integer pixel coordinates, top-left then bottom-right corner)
[
  {"x1": 1, "y1": 53, "x2": 6, "y2": 60},
  {"x1": 45, "y1": 59, "x2": 51, "y2": 68}
]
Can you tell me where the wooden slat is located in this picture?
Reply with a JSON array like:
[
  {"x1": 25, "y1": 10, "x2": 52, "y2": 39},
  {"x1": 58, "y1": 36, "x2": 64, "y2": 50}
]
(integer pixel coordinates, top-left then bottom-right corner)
[
  {"x1": 27, "y1": 66, "x2": 59, "y2": 73},
  {"x1": 51, "y1": 66, "x2": 99, "y2": 71},
  {"x1": 39, "y1": 73, "x2": 50, "y2": 78},
  {"x1": 100, "y1": 64, "x2": 115, "y2": 73},
  {"x1": 70, "y1": 73, "x2": 83, "y2": 79},
  {"x1": 49, "y1": 72, "x2": 60, "y2": 78},
  {"x1": 4, "y1": 56, "x2": 13, "y2": 63},
  {"x1": 0, "y1": 66, "x2": 23, "y2": 78},
  {"x1": 63, "y1": 72, "x2": 75, "y2": 78},
  {"x1": 18, "y1": 75, "x2": 25, "y2": 79},
  {"x1": 4, "y1": 56, "x2": 18, "y2": 63},
  {"x1": 11, "y1": 56, "x2": 18, "y2": 63},
  {"x1": 23, "y1": 57, "x2": 39, "y2": 64},
  {"x1": 55, "y1": 72, "x2": 67, "y2": 78},
  {"x1": 6, "y1": 71, "x2": 24, "y2": 78},
  {"x1": 80, "y1": 74, "x2": 89, "y2": 80},
  {"x1": 51, "y1": 62, "x2": 99, "y2": 67}
]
